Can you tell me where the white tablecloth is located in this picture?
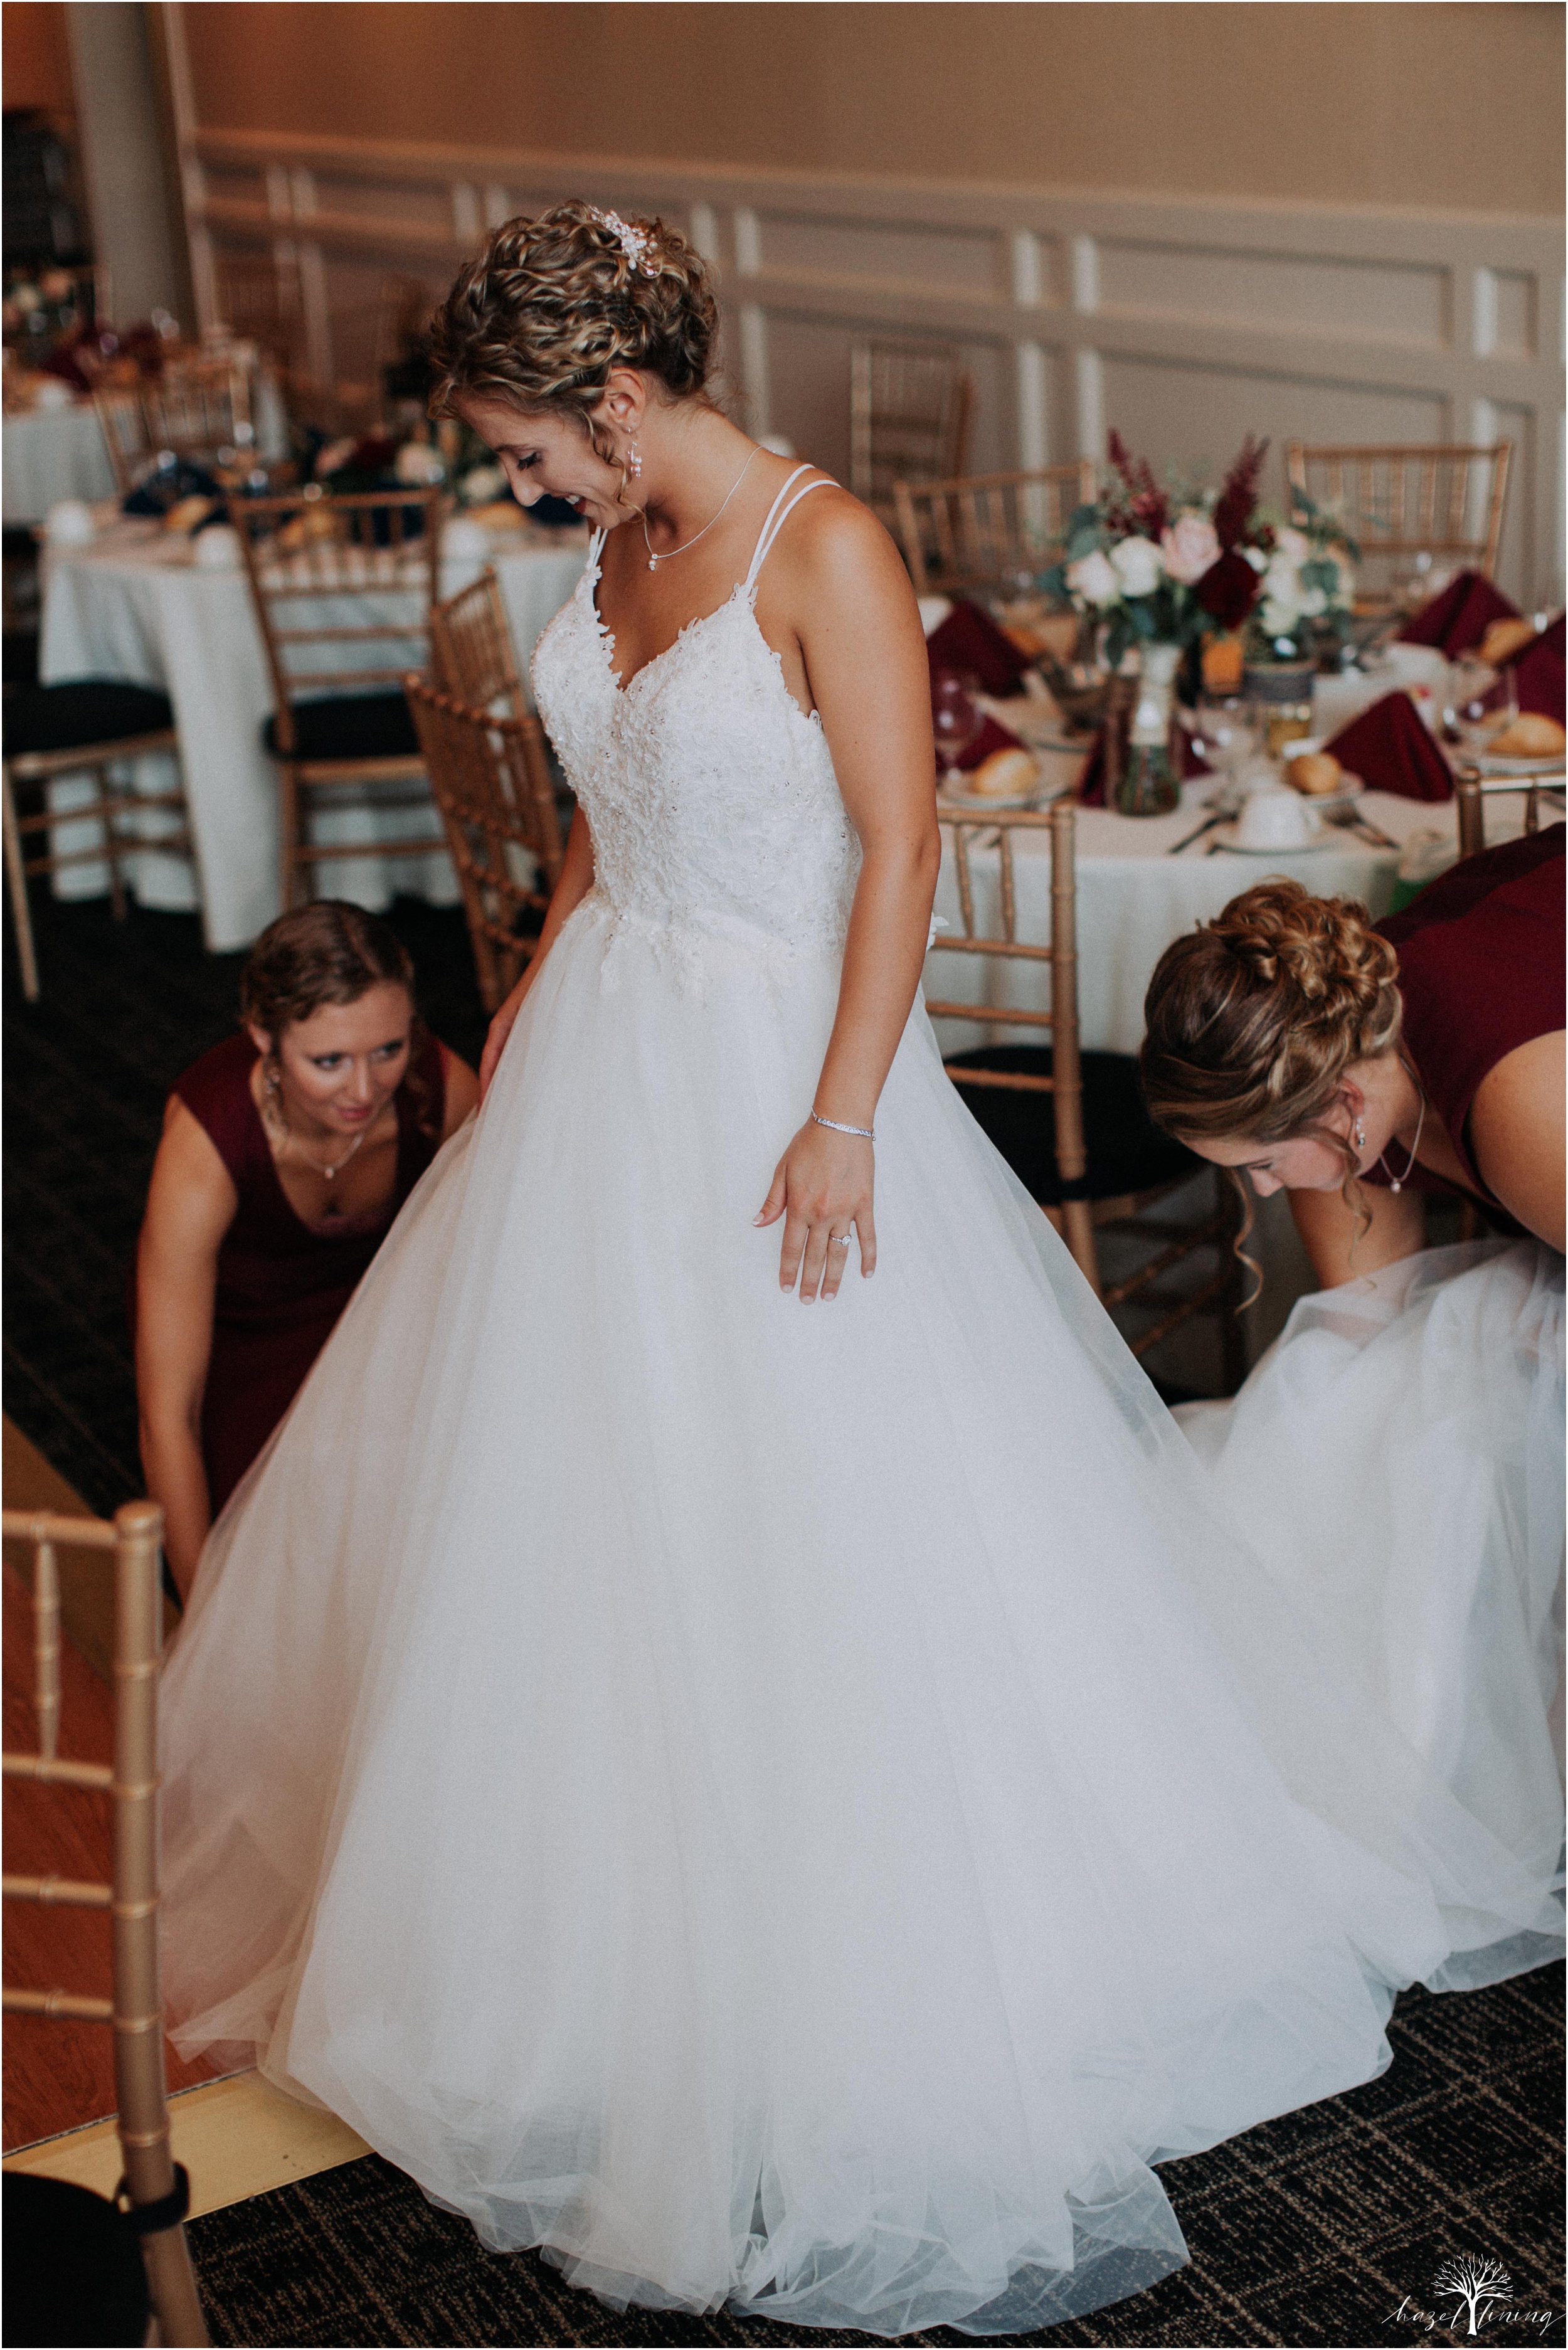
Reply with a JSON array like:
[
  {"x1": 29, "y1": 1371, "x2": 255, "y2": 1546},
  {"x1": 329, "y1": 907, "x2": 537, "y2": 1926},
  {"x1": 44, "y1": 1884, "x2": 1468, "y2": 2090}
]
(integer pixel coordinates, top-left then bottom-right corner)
[
  {"x1": 928, "y1": 780, "x2": 1545, "y2": 1058},
  {"x1": 3, "y1": 404, "x2": 117, "y2": 523},
  {"x1": 40, "y1": 519, "x2": 589, "y2": 949}
]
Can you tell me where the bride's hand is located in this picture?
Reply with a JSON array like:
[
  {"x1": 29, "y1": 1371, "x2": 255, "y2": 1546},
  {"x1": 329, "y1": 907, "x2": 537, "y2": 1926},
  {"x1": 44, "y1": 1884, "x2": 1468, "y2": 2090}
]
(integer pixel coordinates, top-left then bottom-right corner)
[
  {"x1": 755, "y1": 1121, "x2": 876, "y2": 1299},
  {"x1": 479, "y1": 964, "x2": 539, "y2": 1103}
]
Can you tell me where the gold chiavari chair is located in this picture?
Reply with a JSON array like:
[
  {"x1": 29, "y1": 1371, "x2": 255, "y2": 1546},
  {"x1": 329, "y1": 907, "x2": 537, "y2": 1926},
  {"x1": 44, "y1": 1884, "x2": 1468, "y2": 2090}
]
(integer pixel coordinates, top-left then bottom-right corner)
[
  {"x1": 1453, "y1": 763, "x2": 1564, "y2": 860},
  {"x1": 849, "y1": 338, "x2": 973, "y2": 518},
  {"x1": 430, "y1": 564, "x2": 529, "y2": 721},
  {"x1": 142, "y1": 354, "x2": 258, "y2": 468},
  {"x1": 92, "y1": 384, "x2": 152, "y2": 497},
  {"x1": 1285, "y1": 440, "x2": 1513, "y2": 600},
  {"x1": 929, "y1": 800, "x2": 1248, "y2": 1387},
  {"x1": 3, "y1": 682, "x2": 192, "y2": 1000},
  {"x1": 894, "y1": 462, "x2": 1099, "y2": 598},
  {"x1": 404, "y1": 676, "x2": 562, "y2": 1014},
  {"x1": 3, "y1": 1501, "x2": 209, "y2": 2346},
  {"x1": 232, "y1": 485, "x2": 444, "y2": 907}
]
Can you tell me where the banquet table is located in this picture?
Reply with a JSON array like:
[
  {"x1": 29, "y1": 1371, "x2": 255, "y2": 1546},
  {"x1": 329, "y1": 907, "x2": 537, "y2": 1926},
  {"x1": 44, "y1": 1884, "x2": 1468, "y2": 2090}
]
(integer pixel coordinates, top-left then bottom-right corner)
[
  {"x1": 3, "y1": 402, "x2": 118, "y2": 522},
  {"x1": 39, "y1": 515, "x2": 590, "y2": 949},
  {"x1": 4, "y1": 379, "x2": 290, "y2": 526}
]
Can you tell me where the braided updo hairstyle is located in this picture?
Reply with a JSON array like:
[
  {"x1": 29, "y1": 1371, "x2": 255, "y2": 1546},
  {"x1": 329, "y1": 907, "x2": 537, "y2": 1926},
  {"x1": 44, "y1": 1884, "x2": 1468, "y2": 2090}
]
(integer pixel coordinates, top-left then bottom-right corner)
[
  {"x1": 428, "y1": 201, "x2": 719, "y2": 460},
  {"x1": 1140, "y1": 879, "x2": 1405, "y2": 1289}
]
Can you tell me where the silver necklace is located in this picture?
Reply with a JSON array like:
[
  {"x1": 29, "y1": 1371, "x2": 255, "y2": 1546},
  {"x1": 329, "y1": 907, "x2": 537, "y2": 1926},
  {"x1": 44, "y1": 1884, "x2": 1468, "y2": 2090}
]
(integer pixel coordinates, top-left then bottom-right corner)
[
  {"x1": 1378, "y1": 1067, "x2": 1427, "y2": 1194},
  {"x1": 640, "y1": 446, "x2": 759, "y2": 573},
  {"x1": 263, "y1": 1077, "x2": 374, "y2": 1185}
]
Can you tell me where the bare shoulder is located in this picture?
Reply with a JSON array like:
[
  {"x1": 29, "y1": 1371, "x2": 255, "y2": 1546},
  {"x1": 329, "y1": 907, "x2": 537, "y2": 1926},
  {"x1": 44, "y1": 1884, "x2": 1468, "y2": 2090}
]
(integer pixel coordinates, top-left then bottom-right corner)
[
  {"x1": 771, "y1": 479, "x2": 914, "y2": 604},
  {"x1": 440, "y1": 1044, "x2": 480, "y2": 1135},
  {"x1": 145, "y1": 1094, "x2": 238, "y2": 1242}
]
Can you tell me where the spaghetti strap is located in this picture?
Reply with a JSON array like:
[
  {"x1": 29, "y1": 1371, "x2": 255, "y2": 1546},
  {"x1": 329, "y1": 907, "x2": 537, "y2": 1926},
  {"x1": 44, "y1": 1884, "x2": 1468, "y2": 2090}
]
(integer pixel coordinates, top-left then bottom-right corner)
[{"x1": 743, "y1": 465, "x2": 835, "y2": 597}]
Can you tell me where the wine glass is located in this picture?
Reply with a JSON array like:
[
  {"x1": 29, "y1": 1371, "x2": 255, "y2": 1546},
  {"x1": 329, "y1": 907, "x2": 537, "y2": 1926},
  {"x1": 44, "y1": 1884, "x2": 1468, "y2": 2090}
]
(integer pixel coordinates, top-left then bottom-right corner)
[
  {"x1": 1449, "y1": 659, "x2": 1518, "y2": 761},
  {"x1": 932, "y1": 671, "x2": 983, "y2": 790}
]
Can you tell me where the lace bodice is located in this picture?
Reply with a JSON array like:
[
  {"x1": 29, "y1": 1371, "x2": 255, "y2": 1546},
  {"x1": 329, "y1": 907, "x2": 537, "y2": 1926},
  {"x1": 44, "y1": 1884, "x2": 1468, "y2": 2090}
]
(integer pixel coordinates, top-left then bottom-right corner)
[{"x1": 531, "y1": 470, "x2": 860, "y2": 985}]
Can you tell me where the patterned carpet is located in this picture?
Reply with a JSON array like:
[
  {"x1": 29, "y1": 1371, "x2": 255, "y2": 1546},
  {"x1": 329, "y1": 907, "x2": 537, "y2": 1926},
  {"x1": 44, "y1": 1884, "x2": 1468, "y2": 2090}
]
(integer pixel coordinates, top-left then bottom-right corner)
[{"x1": 184, "y1": 1972, "x2": 1564, "y2": 2348}]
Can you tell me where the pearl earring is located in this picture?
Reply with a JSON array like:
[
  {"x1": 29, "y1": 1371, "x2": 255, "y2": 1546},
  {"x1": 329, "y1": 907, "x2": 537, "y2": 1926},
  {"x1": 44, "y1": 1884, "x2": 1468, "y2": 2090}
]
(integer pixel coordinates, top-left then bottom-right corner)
[
  {"x1": 626, "y1": 442, "x2": 643, "y2": 480},
  {"x1": 1353, "y1": 1117, "x2": 1366, "y2": 1152}
]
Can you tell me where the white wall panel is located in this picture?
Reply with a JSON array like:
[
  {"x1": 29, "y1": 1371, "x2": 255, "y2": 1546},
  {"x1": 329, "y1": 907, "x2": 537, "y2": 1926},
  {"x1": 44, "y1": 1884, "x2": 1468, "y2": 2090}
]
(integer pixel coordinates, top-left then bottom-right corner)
[{"x1": 168, "y1": 111, "x2": 1565, "y2": 605}]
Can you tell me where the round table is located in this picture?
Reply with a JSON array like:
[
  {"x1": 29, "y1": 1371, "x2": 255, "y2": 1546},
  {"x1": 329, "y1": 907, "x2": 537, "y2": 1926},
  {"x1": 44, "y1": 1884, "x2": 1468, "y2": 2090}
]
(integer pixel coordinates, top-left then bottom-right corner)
[{"x1": 39, "y1": 517, "x2": 589, "y2": 949}]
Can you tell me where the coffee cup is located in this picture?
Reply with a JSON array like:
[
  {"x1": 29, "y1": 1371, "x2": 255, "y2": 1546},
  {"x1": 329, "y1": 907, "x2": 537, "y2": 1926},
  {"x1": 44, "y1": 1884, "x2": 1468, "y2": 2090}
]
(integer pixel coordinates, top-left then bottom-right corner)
[{"x1": 1236, "y1": 786, "x2": 1317, "y2": 850}]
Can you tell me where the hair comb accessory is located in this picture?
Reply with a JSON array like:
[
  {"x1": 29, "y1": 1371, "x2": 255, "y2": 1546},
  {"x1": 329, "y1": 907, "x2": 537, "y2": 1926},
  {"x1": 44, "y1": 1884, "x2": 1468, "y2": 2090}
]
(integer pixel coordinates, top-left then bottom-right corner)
[{"x1": 592, "y1": 209, "x2": 659, "y2": 278}]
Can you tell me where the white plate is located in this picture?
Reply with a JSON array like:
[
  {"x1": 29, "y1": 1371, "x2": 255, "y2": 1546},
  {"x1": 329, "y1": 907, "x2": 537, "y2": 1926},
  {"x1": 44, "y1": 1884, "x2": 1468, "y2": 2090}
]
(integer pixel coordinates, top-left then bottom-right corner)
[
  {"x1": 1212, "y1": 821, "x2": 1337, "y2": 855},
  {"x1": 1477, "y1": 751, "x2": 1566, "y2": 777}
]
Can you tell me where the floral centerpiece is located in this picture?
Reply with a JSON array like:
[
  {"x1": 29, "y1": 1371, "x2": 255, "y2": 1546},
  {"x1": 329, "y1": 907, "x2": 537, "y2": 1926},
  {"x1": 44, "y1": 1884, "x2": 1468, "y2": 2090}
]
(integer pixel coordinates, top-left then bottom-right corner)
[
  {"x1": 1241, "y1": 499, "x2": 1357, "y2": 664},
  {"x1": 1039, "y1": 433, "x2": 1269, "y2": 813},
  {"x1": 1041, "y1": 431, "x2": 1269, "y2": 668}
]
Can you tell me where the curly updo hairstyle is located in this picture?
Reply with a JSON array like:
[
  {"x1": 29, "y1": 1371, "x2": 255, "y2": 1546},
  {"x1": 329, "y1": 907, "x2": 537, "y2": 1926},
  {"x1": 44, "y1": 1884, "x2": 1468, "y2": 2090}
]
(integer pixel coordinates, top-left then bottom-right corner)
[
  {"x1": 1140, "y1": 879, "x2": 1405, "y2": 1289},
  {"x1": 428, "y1": 201, "x2": 719, "y2": 463}
]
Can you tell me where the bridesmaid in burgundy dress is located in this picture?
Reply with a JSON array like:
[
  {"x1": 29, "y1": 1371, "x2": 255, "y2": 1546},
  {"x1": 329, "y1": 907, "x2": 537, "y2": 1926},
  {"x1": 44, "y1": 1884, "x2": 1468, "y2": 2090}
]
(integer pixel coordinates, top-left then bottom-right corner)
[
  {"x1": 1138, "y1": 826, "x2": 1564, "y2": 1283},
  {"x1": 135, "y1": 902, "x2": 478, "y2": 1597}
]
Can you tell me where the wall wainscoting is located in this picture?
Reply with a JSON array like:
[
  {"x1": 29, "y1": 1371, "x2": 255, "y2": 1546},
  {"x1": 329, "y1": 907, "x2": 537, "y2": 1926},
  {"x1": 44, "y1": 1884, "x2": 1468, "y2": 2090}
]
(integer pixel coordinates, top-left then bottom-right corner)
[{"x1": 167, "y1": 108, "x2": 1564, "y2": 607}]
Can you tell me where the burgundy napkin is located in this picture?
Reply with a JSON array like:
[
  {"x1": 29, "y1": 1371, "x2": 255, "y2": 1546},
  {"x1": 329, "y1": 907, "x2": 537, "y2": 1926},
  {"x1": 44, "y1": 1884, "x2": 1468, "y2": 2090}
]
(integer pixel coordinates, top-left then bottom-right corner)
[
  {"x1": 1513, "y1": 617, "x2": 1566, "y2": 725},
  {"x1": 926, "y1": 600, "x2": 1032, "y2": 698},
  {"x1": 1397, "y1": 571, "x2": 1518, "y2": 657},
  {"x1": 950, "y1": 712, "x2": 1027, "y2": 773},
  {"x1": 1327, "y1": 691, "x2": 1452, "y2": 803}
]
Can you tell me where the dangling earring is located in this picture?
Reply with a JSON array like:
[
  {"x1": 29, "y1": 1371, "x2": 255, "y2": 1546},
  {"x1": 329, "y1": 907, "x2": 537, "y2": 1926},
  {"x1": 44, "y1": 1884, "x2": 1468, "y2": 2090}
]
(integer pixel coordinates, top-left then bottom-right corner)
[
  {"x1": 626, "y1": 440, "x2": 643, "y2": 479},
  {"x1": 1353, "y1": 1116, "x2": 1366, "y2": 1153}
]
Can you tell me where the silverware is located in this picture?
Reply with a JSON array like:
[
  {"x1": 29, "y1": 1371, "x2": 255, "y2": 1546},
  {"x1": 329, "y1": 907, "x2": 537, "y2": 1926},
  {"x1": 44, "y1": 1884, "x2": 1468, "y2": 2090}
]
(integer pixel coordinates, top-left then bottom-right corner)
[
  {"x1": 1167, "y1": 812, "x2": 1229, "y2": 855},
  {"x1": 1323, "y1": 808, "x2": 1401, "y2": 850}
]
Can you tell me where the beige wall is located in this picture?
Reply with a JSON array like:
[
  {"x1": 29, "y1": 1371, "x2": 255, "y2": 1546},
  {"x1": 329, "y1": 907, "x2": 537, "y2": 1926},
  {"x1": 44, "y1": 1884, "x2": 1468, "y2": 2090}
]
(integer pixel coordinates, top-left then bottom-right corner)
[
  {"x1": 2, "y1": 1, "x2": 75, "y2": 119},
  {"x1": 176, "y1": 1, "x2": 1560, "y2": 216}
]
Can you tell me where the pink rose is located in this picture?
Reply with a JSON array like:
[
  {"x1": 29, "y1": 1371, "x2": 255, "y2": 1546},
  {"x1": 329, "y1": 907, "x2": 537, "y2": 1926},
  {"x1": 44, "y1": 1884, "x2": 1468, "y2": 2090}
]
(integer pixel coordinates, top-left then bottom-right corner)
[{"x1": 1160, "y1": 514, "x2": 1221, "y2": 585}]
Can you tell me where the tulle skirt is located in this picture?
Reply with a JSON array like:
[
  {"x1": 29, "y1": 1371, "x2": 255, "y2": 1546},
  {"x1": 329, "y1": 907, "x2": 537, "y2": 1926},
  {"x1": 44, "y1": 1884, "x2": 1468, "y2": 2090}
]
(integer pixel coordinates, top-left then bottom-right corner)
[{"x1": 159, "y1": 897, "x2": 1565, "y2": 2336}]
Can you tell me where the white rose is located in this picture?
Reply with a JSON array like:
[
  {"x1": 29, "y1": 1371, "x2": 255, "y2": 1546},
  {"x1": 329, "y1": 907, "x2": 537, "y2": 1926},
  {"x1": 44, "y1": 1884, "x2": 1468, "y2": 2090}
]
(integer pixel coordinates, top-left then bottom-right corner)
[
  {"x1": 1065, "y1": 549, "x2": 1121, "y2": 608},
  {"x1": 1261, "y1": 553, "x2": 1301, "y2": 616},
  {"x1": 1259, "y1": 598, "x2": 1301, "y2": 638},
  {"x1": 1276, "y1": 527, "x2": 1311, "y2": 564},
  {"x1": 1242, "y1": 546, "x2": 1268, "y2": 573},
  {"x1": 1110, "y1": 536, "x2": 1165, "y2": 598}
]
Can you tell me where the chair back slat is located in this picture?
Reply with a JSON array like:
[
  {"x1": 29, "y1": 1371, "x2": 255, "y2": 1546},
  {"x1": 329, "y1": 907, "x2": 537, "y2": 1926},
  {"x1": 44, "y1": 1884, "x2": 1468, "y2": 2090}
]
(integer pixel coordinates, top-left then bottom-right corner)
[
  {"x1": 233, "y1": 487, "x2": 444, "y2": 751},
  {"x1": 430, "y1": 568, "x2": 528, "y2": 719},
  {"x1": 404, "y1": 675, "x2": 563, "y2": 1012},
  {"x1": 894, "y1": 462, "x2": 1098, "y2": 596},
  {"x1": 1286, "y1": 440, "x2": 1513, "y2": 593},
  {"x1": 849, "y1": 339, "x2": 972, "y2": 516}
]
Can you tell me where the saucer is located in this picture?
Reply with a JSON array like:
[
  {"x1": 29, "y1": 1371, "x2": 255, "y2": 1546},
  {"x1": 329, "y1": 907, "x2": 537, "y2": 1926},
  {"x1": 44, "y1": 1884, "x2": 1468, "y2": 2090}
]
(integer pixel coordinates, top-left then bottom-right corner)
[
  {"x1": 1477, "y1": 751, "x2": 1566, "y2": 777},
  {"x1": 1212, "y1": 818, "x2": 1333, "y2": 855}
]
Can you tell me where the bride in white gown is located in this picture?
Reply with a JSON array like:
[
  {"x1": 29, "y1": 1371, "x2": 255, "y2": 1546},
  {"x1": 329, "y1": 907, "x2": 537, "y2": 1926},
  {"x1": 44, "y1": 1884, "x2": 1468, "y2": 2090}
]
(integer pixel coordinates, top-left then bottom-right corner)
[{"x1": 157, "y1": 204, "x2": 1563, "y2": 2339}]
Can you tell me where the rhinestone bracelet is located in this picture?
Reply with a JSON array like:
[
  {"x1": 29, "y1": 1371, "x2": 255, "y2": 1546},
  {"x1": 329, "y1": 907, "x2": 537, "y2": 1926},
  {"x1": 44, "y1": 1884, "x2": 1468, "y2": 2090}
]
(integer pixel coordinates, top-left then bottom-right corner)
[{"x1": 812, "y1": 1111, "x2": 875, "y2": 1141}]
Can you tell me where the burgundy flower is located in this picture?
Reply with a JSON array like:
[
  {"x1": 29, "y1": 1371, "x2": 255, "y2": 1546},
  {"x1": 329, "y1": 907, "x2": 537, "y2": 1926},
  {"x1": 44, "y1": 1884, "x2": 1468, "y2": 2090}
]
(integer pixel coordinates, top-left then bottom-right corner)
[
  {"x1": 1106, "y1": 430, "x2": 1170, "y2": 541},
  {"x1": 1194, "y1": 550, "x2": 1260, "y2": 630},
  {"x1": 1212, "y1": 435, "x2": 1269, "y2": 553}
]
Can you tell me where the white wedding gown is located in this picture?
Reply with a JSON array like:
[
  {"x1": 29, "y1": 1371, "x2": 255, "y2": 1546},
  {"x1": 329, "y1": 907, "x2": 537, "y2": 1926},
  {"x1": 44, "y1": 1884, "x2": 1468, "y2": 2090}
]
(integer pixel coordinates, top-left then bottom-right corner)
[{"x1": 159, "y1": 474, "x2": 1565, "y2": 2337}]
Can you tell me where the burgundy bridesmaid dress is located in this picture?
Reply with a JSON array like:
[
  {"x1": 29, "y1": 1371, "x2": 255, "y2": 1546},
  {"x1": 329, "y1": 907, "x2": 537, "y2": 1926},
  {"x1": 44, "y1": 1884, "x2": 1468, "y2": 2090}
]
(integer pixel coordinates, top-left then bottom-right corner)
[
  {"x1": 162, "y1": 1029, "x2": 448, "y2": 1512},
  {"x1": 1367, "y1": 825, "x2": 1565, "y2": 1224}
]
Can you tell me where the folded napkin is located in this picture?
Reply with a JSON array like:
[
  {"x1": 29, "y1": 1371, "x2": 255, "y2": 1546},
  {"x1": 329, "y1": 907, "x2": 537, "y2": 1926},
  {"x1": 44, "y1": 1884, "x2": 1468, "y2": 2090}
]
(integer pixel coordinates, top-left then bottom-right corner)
[
  {"x1": 953, "y1": 712, "x2": 1027, "y2": 773},
  {"x1": 1513, "y1": 617, "x2": 1566, "y2": 725},
  {"x1": 1397, "y1": 571, "x2": 1517, "y2": 657},
  {"x1": 1327, "y1": 691, "x2": 1452, "y2": 803},
  {"x1": 926, "y1": 599, "x2": 1032, "y2": 699}
]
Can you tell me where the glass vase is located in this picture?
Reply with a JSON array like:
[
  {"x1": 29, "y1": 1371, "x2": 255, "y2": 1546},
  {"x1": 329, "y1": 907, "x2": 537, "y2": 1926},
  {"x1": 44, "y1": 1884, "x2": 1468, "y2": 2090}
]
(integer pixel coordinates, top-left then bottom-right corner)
[{"x1": 1112, "y1": 641, "x2": 1182, "y2": 817}]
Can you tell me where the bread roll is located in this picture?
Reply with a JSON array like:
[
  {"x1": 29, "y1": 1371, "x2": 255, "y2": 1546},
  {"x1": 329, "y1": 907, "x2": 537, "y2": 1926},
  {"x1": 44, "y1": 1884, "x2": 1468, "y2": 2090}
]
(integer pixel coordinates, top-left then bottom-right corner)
[
  {"x1": 1489, "y1": 712, "x2": 1565, "y2": 758},
  {"x1": 1285, "y1": 750, "x2": 1344, "y2": 797},
  {"x1": 1478, "y1": 617, "x2": 1537, "y2": 668},
  {"x1": 969, "y1": 747, "x2": 1039, "y2": 798}
]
